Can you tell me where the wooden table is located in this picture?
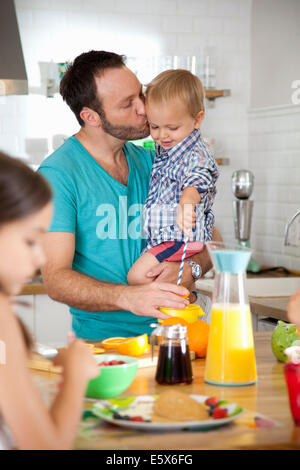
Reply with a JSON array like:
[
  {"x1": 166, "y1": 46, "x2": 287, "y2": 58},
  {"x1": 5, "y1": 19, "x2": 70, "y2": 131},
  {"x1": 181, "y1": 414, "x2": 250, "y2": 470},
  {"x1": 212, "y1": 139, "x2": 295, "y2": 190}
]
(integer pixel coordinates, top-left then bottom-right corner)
[{"x1": 32, "y1": 332, "x2": 300, "y2": 450}]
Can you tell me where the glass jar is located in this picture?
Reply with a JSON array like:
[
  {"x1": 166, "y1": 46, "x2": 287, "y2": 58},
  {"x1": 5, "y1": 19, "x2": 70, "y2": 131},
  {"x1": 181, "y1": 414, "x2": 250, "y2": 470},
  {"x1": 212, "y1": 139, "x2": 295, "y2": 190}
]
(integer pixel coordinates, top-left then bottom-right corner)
[{"x1": 151, "y1": 324, "x2": 193, "y2": 385}]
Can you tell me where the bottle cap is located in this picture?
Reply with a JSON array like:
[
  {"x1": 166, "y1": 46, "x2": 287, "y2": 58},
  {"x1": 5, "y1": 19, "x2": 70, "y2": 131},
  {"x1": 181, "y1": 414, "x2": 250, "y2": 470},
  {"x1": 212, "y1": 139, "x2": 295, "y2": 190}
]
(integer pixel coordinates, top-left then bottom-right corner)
[
  {"x1": 164, "y1": 324, "x2": 187, "y2": 339},
  {"x1": 284, "y1": 345, "x2": 300, "y2": 364}
]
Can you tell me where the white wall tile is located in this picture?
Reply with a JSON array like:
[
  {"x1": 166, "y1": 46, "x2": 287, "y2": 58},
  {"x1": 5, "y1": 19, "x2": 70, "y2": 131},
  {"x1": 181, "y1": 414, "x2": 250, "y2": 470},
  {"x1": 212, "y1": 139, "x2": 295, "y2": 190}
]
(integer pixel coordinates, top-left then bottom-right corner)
[
  {"x1": 15, "y1": 0, "x2": 51, "y2": 8},
  {"x1": 49, "y1": 0, "x2": 83, "y2": 10},
  {"x1": 223, "y1": 17, "x2": 249, "y2": 35},
  {"x1": 193, "y1": 17, "x2": 224, "y2": 34},
  {"x1": 179, "y1": 1, "x2": 208, "y2": 16},
  {"x1": 162, "y1": 16, "x2": 194, "y2": 33},
  {"x1": 249, "y1": 105, "x2": 300, "y2": 269},
  {"x1": 115, "y1": 0, "x2": 149, "y2": 14},
  {"x1": 208, "y1": 0, "x2": 243, "y2": 18}
]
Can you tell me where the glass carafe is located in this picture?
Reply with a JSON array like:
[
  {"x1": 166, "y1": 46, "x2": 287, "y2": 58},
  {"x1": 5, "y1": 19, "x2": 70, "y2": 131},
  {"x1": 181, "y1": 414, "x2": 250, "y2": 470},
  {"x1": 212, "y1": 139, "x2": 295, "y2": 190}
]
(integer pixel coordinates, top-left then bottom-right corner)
[
  {"x1": 204, "y1": 242, "x2": 257, "y2": 386},
  {"x1": 150, "y1": 324, "x2": 193, "y2": 385}
]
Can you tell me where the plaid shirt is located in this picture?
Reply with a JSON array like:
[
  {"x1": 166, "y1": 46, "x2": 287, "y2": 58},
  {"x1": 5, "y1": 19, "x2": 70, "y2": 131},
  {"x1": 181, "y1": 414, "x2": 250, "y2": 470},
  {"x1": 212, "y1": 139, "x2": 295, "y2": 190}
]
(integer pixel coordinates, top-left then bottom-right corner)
[{"x1": 143, "y1": 128, "x2": 219, "y2": 250}]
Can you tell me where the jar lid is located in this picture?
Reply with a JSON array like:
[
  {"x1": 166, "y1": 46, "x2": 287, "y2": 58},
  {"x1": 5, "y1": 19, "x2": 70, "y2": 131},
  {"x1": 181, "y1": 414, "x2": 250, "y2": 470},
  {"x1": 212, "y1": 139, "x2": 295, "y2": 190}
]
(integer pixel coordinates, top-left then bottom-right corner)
[{"x1": 164, "y1": 324, "x2": 187, "y2": 339}]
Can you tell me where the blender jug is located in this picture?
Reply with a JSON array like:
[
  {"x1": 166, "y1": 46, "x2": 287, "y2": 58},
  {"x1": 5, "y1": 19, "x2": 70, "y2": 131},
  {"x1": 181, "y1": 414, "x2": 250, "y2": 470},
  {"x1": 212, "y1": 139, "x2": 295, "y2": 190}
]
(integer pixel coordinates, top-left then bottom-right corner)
[{"x1": 204, "y1": 242, "x2": 257, "y2": 386}]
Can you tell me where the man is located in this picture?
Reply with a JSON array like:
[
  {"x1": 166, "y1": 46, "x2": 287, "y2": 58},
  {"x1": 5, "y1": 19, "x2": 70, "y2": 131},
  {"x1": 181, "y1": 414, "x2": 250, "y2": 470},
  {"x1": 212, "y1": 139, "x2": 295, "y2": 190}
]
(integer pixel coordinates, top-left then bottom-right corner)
[{"x1": 39, "y1": 50, "x2": 216, "y2": 340}]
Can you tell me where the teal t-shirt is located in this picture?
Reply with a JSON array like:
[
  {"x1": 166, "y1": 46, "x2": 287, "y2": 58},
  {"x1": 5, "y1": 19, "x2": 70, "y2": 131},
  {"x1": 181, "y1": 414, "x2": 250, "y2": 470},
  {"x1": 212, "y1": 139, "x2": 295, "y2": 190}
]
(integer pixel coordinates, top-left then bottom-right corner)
[{"x1": 38, "y1": 136, "x2": 155, "y2": 340}]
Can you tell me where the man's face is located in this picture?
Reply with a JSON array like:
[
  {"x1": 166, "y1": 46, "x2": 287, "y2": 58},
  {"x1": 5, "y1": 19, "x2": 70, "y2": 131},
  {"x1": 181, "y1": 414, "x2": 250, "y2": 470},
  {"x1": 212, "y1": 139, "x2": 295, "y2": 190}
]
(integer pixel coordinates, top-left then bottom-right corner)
[{"x1": 95, "y1": 66, "x2": 150, "y2": 141}]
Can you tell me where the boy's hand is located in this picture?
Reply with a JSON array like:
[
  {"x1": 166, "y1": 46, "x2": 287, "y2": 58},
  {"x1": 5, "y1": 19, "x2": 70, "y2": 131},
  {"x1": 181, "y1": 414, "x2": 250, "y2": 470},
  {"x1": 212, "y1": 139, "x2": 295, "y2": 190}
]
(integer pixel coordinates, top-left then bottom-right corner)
[
  {"x1": 177, "y1": 202, "x2": 197, "y2": 237},
  {"x1": 177, "y1": 187, "x2": 201, "y2": 237}
]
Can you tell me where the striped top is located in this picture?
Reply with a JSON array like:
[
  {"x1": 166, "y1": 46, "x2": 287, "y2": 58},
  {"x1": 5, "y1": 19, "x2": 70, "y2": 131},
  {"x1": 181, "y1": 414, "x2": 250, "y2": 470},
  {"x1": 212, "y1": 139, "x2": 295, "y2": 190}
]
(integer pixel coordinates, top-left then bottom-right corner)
[{"x1": 143, "y1": 128, "x2": 219, "y2": 250}]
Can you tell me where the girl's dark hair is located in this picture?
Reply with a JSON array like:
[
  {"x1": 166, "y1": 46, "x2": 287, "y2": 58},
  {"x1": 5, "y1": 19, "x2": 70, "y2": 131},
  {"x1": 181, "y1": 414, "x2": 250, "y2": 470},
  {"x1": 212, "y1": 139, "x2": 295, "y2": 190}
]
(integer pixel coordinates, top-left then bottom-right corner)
[
  {"x1": 59, "y1": 50, "x2": 126, "y2": 126},
  {"x1": 0, "y1": 151, "x2": 52, "y2": 225}
]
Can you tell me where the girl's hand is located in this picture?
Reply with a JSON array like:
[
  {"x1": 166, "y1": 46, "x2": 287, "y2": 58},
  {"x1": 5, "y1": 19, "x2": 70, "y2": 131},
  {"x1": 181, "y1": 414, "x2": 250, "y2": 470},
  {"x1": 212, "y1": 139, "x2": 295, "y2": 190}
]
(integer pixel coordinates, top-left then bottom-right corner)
[
  {"x1": 177, "y1": 202, "x2": 196, "y2": 237},
  {"x1": 53, "y1": 339, "x2": 99, "y2": 383}
]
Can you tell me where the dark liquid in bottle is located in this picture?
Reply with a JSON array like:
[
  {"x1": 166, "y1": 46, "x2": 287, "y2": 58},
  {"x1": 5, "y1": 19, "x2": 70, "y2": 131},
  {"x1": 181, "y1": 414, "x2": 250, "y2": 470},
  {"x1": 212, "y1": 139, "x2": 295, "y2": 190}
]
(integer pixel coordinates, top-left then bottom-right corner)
[{"x1": 155, "y1": 343, "x2": 193, "y2": 385}]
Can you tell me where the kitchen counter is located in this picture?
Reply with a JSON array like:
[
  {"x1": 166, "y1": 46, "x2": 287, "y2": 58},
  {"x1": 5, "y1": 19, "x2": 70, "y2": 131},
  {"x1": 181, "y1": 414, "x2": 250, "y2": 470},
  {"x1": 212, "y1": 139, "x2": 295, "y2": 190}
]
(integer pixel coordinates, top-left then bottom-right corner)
[
  {"x1": 32, "y1": 332, "x2": 300, "y2": 450},
  {"x1": 19, "y1": 274, "x2": 46, "y2": 295},
  {"x1": 20, "y1": 266, "x2": 299, "y2": 297},
  {"x1": 196, "y1": 268, "x2": 300, "y2": 323},
  {"x1": 250, "y1": 297, "x2": 289, "y2": 322},
  {"x1": 20, "y1": 269, "x2": 299, "y2": 324}
]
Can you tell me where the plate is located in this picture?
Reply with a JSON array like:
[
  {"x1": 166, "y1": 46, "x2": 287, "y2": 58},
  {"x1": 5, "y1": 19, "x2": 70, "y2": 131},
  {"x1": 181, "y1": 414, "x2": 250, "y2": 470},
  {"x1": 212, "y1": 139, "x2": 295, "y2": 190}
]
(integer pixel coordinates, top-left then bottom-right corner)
[{"x1": 91, "y1": 394, "x2": 244, "y2": 431}]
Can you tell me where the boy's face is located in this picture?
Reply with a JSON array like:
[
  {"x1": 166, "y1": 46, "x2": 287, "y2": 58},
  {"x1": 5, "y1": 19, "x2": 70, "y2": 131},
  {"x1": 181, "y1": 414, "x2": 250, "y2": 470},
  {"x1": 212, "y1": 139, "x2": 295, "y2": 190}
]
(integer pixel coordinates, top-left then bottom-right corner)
[{"x1": 145, "y1": 98, "x2": 204, "y2": 150}]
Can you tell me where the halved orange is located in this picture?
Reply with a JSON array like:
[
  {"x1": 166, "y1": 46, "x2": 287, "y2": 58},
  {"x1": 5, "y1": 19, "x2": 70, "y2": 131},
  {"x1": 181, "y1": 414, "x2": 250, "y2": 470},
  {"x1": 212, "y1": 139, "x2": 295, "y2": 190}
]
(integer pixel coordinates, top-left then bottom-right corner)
[
  {"x1": 100, "y1": 337, "x2": 128, "y2": 349},
  {"x1": 161, "y1": 316, "x2": 188, "y2": 327},
  {"x1": 93, "y1": 347, "x2": 105, "y2": 354},
  {"x1": 117, "y1": 333, "x2": 149, "y2": 357},
  {"x1": 84, "y1": 343, "x2": 105, "y2": 354}
]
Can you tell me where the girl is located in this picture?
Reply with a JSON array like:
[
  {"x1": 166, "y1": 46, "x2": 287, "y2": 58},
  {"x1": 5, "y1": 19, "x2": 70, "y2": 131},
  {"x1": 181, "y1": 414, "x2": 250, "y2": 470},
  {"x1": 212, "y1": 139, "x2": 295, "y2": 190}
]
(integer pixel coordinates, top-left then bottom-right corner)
[{"x1": 0, "y1": 152, "x2": 98, "y2": 450}]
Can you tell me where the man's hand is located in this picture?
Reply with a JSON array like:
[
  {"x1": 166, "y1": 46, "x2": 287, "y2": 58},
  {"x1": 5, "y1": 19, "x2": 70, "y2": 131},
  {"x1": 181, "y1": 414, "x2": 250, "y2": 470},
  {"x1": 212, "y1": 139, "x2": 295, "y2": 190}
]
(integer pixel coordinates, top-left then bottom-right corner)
[
  {"x1": 121, "y1": 282, "x2": 190, "y2": 320},
  {"x1": 145, "y1": 261, "x2": 194, "y2": 292}
]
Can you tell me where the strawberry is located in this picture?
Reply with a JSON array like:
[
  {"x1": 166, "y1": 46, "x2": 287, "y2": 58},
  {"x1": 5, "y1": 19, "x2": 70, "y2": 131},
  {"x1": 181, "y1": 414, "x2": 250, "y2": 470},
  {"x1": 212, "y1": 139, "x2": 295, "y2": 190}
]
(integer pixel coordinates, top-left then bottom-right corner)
[
  {"x1": 212, "y1": 408, "x2": 228, "y2": 419},
  {"x1": 130, "y1": 416, "x2": 144, "y2": 422},
  {"x1": 205, "y1": 396, "x2": 219, "y2": 406}
]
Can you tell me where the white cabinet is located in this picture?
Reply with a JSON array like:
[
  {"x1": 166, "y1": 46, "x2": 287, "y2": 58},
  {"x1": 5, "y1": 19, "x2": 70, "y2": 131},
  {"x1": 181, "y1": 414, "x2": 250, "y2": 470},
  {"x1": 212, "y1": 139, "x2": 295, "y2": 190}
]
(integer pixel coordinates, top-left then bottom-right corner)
[
  {"x1": 16, "y1": 294, "x2": 72, "y2": 348},
  {"x1": 35, "y1": 295, "x2": 72, "y2": 348}
]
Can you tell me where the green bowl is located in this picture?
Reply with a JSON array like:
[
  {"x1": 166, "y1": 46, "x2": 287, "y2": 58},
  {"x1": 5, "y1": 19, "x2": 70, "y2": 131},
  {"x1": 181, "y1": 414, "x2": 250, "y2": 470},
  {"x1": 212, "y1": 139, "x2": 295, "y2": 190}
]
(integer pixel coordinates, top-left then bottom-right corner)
[{"x1": 86, "y1": 354, "x2": 138, "y2": 399}]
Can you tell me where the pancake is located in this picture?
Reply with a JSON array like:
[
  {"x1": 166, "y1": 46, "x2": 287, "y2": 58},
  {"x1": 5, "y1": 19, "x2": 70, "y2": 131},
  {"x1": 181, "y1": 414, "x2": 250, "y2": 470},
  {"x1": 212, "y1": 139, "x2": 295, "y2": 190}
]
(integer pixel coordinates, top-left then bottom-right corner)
[{"x1": 152, "y1": 390, "x2": 208, "y2": 422}]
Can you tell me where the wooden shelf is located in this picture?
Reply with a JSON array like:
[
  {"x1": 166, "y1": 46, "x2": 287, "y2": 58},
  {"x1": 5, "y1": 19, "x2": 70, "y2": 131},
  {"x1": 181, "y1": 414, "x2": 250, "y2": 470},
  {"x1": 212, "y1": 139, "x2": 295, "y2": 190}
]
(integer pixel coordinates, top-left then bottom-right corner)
[
  {"x1": 204, "y1": 89, "x2": 231, "y2": 100},
  {"x1": 215, "y1": 157, "x2": 230, "y2": 166}
]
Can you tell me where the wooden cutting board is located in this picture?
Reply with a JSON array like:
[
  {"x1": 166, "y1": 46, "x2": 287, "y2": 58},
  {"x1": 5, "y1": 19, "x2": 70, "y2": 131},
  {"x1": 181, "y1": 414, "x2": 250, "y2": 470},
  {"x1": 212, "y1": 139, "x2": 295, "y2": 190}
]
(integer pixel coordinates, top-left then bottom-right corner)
[
  {"x1": 28, "y1": 348, "x2": 159, "y2": 374},
  {"x1": 28, "y1": 347, "x2": 195, "y2": 374},
  {"x1": 28, "y1": 352, "x2": 62, "y2": 374}
]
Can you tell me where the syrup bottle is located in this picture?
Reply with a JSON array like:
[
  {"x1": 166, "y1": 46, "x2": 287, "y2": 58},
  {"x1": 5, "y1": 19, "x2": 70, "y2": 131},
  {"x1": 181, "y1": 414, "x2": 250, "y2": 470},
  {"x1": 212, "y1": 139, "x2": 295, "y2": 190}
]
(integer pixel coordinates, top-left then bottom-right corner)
[{"x1": 150, "y1": 324, "x2": 193, "y2": 385}]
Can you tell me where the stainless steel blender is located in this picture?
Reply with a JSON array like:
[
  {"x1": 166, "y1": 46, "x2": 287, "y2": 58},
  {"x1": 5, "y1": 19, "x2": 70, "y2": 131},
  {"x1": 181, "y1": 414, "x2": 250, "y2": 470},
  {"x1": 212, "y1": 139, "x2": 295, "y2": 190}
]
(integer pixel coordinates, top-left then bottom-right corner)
[{"x1": 232, "y1": 170, "x2": 260, "y2": 273}]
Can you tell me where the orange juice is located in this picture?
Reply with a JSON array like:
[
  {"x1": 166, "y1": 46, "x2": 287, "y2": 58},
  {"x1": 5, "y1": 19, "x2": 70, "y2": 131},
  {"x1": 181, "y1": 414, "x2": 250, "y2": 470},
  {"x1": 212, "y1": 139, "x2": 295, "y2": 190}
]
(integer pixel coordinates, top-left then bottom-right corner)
[{"x1": 205, "y1": 303, "x2": 257, "y2": 385}]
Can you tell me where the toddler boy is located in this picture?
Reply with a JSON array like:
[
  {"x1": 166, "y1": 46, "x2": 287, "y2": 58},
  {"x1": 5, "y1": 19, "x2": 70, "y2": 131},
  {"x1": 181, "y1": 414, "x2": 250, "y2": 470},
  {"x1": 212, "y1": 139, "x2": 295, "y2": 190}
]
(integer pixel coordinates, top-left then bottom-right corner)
[{"x1": 127, "y1": 69, "x2": 219, "y2": 285}]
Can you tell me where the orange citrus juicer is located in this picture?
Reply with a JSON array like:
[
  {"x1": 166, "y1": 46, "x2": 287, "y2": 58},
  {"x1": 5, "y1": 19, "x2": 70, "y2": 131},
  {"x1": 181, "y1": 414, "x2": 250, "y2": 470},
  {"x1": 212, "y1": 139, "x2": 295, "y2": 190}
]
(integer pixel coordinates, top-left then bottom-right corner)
[{"x1": 159, "y1": 303, "x2": 205, "y2": 324}]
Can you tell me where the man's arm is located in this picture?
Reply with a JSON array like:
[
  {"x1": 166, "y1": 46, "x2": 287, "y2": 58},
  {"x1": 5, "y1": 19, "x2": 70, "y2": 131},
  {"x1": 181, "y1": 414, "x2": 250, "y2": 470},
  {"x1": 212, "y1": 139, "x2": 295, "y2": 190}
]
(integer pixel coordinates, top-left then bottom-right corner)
[{"x1": 41, "y1": 232, "x2": 189, "y2": 320}]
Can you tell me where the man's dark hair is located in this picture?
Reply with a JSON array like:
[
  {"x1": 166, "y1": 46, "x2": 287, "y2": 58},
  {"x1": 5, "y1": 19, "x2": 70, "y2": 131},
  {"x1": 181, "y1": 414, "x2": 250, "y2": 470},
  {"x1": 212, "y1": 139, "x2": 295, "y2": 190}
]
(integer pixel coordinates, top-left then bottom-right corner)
[{"x1": 59, "y1": 50, "x2": 126, "y2": 126}]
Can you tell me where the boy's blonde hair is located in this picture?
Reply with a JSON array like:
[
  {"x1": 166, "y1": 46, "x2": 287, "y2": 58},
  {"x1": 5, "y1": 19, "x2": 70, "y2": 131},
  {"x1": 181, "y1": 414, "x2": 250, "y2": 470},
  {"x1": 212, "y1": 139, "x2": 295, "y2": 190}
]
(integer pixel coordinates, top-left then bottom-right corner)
[{"x1": 145, "y1": 69, "x2": 205, "y2": 117}]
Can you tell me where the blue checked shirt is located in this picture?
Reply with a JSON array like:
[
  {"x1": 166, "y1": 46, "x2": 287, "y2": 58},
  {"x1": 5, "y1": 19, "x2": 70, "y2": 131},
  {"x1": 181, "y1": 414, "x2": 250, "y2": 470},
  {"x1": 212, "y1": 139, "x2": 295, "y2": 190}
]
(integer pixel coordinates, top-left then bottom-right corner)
[{"x1": 143, "y1": 128, "x2": 219, "y2": 250}]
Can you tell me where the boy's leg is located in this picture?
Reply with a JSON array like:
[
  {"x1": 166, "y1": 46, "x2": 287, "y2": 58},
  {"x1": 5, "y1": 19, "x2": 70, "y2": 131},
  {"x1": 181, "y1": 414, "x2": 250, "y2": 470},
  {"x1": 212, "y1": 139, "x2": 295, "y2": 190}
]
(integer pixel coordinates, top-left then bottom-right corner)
[{"x1": 127, "y1": 252, "x2": 160, "y2": 285}]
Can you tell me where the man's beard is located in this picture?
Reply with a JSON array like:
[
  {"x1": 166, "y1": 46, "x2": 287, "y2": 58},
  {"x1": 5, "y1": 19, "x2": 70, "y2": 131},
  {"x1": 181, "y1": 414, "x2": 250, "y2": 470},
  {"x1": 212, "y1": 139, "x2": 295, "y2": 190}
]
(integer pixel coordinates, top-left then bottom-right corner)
[{"x1": 99, "y1": 109, "x2": 150, "y2": 141}]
